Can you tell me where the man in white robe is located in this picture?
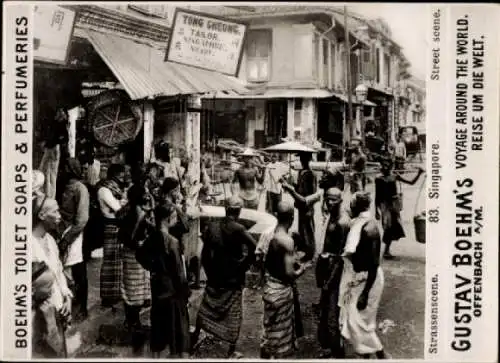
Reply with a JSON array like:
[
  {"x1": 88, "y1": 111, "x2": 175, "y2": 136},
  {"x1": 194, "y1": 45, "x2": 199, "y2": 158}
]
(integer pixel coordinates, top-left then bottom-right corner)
[{"x1": 338, "y1": 192, "x2": 389, "y2": 359}]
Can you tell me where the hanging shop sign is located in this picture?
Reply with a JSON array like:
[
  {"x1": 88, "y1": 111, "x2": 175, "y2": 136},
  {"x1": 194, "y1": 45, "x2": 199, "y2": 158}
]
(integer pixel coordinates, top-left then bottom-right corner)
[
  {"x1": 34, "y1": 5, "x2": 76, "y2": 64},
  {"x1": 165, "y1": 8, "x2": 247, "y2": 76}
]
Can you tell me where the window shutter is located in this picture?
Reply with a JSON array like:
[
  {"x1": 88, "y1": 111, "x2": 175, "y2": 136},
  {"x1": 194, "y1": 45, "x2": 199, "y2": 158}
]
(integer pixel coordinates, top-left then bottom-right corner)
[
  {"x1": 246, "y1": 30, "x2": 272, "y2": 82},
  {"x1": 362, "y1": 49, "x2": 372, "y2": 82}
]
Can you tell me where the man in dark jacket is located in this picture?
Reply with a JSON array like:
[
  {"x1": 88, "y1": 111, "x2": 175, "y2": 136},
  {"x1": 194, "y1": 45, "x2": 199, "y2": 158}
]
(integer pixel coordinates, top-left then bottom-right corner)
[{"x1": 136, "y1": 204, "x2": 191, "y2": 358}]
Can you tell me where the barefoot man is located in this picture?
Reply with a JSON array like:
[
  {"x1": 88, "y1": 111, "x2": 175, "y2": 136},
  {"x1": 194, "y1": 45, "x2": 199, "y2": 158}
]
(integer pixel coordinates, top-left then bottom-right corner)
[
  {"x1": 260, "y1": 201, "x2": 312, "y2": 359},
  {"x1": 338, "y1": 192, "x2": 389, "y2": 359}
]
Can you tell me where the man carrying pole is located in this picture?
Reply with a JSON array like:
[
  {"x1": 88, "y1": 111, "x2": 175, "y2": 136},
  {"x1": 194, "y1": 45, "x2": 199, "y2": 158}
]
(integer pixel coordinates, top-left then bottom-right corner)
[{"x1": 231, "y1": 149, "x2": 265, "y2": 210}]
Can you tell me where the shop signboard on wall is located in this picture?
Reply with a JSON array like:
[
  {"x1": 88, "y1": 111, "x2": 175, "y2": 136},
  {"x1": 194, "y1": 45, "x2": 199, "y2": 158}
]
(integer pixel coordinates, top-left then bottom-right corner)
[
  {"x1": 34, "y1": 5, "x2": 76, "y2": 64},
  {"x1": 165, "y1": 8, "x2": 247, "y2": 76}
]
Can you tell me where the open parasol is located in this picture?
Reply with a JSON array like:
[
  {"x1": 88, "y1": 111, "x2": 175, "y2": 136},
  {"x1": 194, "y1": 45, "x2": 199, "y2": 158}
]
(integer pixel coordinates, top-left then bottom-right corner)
[
  {"x1": 262, "y1": 141, "x2": 319, "y2": 181},
  {"x1": 262, "y1": 140, "x2": 318, "y2": 154}
]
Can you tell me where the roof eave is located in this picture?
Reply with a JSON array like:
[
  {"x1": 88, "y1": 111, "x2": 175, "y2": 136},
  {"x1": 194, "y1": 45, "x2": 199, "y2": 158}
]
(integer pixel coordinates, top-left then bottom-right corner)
[
  {"x1": 229, "y1": 10, "x2": 370, "y2": 48},
  {"x1": 228, "y1": 10, "x2": 332, "y2": 21}
]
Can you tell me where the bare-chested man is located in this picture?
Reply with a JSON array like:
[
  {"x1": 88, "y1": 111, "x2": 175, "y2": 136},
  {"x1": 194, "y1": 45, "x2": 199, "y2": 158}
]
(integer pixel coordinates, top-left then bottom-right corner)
[
  {"x1": 261, "y1": 201, "x2": 312, "y2": 358},
  {"x1": 349, "y1": 144, "x2": 367, "y2": 193},
  {"x1": 231, "y1": 153, "x2": 265, "y2": 210}
]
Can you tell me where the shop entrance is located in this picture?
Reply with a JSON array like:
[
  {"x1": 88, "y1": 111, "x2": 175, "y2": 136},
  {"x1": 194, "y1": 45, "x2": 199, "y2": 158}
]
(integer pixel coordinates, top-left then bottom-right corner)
[
  {"x1": 264, "y1": 99, "x2": 287, "y2": 148},
  {"x1": 212, "y1": 110, "x2": 247, "y2": 145},
  {"x1": 200, "y1": 99, "x2": 247, "y2": 150},
  {"x1": 317, "y1": 100, "x2": 344, "y2": 146},
  {"x1": 317, "y1": 100, "x2": 344, "y2": 160}
]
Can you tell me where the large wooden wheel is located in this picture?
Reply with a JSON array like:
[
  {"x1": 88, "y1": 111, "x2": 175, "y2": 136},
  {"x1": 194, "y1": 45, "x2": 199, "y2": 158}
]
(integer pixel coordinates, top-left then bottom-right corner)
[{"x1": 88, "y1": 90, "x2": 143, "y2": 148}]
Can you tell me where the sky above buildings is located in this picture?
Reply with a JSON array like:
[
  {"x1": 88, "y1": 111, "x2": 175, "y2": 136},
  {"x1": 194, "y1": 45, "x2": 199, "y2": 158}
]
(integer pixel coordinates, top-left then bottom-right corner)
[{"x1": 348, "y1": 3, "x2": 428, "y2": 81}]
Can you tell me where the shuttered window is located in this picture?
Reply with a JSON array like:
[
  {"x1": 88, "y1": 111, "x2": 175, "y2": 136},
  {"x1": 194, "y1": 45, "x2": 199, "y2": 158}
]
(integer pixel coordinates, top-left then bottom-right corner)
[
  {"x1": 246, "y1": 29, "x2": 272, "y2": 82},
  {"x1": 294, "y1": 98, "x2": 302, "y2": 128},
  {"x1": 330, "y1": 43, "x2": 336, "y2": 86},
  {"x1": 384, "y1": 54, "x2": 391, "y2": 87},
  {"x1": 375, "y1": 47, "x2": 381, "y2": 84},
  {"x1": 361, "y1": 48, "x2": 372, "y2": 81},
  {"x1": 339, "y1": 45, "x2": 346, "y2": 90}
]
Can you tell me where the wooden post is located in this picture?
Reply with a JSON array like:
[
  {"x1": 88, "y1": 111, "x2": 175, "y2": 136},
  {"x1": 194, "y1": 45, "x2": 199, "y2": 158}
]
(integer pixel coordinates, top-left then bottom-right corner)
[
  {"x1": 186, "y1": 95, "x2": 201, "y2": 181},
  {"x1": 344, "y1": 5, "x2": 354, "y2": 147},
  {"x1": 143, "y1": 101, "x2": 155, "y2": 162},
  {"x1": 355, "y1": 104, "x2": 361, "y2": 138},
  {"x1": 185, "y1": 95, "x2": 202, "y2": 284},
  {"x1": 287, "y1": 99, "x2": 295, "y2": 140},
  {"x1": 327, "y1": 40, "x2": 333, "y2": 89},
  {"x1": 67, "y1": 106, "x2": 79, "y2": 158}
]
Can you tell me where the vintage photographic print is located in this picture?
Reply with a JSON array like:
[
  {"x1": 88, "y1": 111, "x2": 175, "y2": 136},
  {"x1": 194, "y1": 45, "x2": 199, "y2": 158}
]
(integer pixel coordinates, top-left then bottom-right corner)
[{"x1": 1, "y1": 2, "x2": 498, "y2": 362}]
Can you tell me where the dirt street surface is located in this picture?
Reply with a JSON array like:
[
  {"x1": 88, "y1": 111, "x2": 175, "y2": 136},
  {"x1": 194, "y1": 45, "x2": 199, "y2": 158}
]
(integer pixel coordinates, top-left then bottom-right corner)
[{"x1": 75, "y1": 180, "x2": 426, "y2": 359}]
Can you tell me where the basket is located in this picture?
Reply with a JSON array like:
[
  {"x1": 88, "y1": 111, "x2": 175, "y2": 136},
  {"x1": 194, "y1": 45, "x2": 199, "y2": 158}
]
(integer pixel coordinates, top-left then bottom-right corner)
[
  {"x1": 413, "y1": 214, "x2": 426, "y2": 244},
  {"x1": 88, "y1": 90, "x2": 143, "y2": 148}
]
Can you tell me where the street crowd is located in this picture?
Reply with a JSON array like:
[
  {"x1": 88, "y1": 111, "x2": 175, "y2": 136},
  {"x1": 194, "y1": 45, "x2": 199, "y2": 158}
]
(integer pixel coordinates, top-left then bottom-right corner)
[{"x1": 31, "y1": 109, "x2": 425, "y2": 359}]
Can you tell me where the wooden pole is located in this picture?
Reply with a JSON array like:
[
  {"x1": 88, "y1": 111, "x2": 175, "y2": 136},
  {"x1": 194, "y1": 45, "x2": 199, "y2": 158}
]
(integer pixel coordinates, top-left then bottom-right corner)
[{"x1": 344, "y1": 5, "x2": 354, "y2": 147}]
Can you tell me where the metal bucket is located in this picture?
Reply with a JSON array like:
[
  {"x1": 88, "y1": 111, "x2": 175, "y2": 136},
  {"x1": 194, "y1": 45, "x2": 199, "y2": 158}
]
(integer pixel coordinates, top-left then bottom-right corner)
[{"x1": 413, "y1": 214, "x2": 426, "y2": 244}]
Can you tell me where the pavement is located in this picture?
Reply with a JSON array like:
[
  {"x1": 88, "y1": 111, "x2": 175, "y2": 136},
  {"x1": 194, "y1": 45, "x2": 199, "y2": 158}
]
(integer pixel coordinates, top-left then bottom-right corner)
[{"x1": 73, "y1": 174, "x2": 426, "y2": 359}]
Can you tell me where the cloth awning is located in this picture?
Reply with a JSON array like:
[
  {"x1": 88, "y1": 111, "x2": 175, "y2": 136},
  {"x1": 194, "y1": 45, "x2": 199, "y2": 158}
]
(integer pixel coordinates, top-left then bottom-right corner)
[
  {"x1": 330, "y1": 92, "x2": 377, "y2": 107},
  {"x1": 202, "y1": 88, "x2": 334, "y2": 99},
  {"x1": 368, "y1": 85, "x2": 394, "y2": 98},
  {"x1": 83, "y1": 30, "x2": 249, "y2": 100}
]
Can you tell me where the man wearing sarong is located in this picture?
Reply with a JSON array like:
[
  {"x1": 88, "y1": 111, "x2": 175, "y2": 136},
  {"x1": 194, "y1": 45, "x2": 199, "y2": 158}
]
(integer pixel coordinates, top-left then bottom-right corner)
[
  {"x1": 283, "y1": 175, "x2": 335, "y2": 317},
  {"x1": 282, "y1": 152, "x2": 318, "y2": 262},
  {"x1": 338, "y1": 192, "x2": 389, "y2": 359},
  {"x1": 231, "y1": 151, "x2": 265, "y2": 210},
  {"x1": 375, "y1": 158, "x2": 424, "y2": 259},
  {"x1": 136, "y1": 204, "x2": 191, "y2": 358},
  {"x1": 97, "y1": 164, "x2": 127, "y2": 308},
  {"x1": 261, "y1": 201, "x2": 312, "y2": 359},
  {"x1": 191, "y1": 196, "x2": 256, "y2": 358},
  {"x1": 316, "y1": 188, "x2": 350, "y2": 358},
  {"x1": 119, "y1": 184, "x2": 155, "y2": 351}
]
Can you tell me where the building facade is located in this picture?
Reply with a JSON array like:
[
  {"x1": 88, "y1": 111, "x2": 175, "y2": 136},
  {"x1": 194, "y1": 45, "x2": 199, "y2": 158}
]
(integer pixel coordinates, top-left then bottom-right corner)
[
  {"x1": 56, "y1": 4, "x2": 419, "y2": 160},
  {"x1": 401, "y1": 76, "x2": 426, "y2": 129},
  {"x1": 35, "y1": 4, "x2": 246, "y2": 179},
  {"x1": 395, "y1": 76, "x2": 426, "y2": 149},
  {"x1": 190, "y1": 5, "x2": 413, "y2": 154}
]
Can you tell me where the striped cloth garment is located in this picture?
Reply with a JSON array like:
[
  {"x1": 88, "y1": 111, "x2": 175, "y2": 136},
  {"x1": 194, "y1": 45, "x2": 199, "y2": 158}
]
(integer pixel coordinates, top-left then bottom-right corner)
[
  {"x1": 99, "y1": 221, "x2": 122, "y2": 307},
  {"x1": 121, "y1": 246, "x2": 151, "y2": 306},
  {"x1": 197, "y1": 286, "x2": 243, "y2": 344},
  {"x1": 261, "y1": 275, "x2": 297, "y2": 358}
]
